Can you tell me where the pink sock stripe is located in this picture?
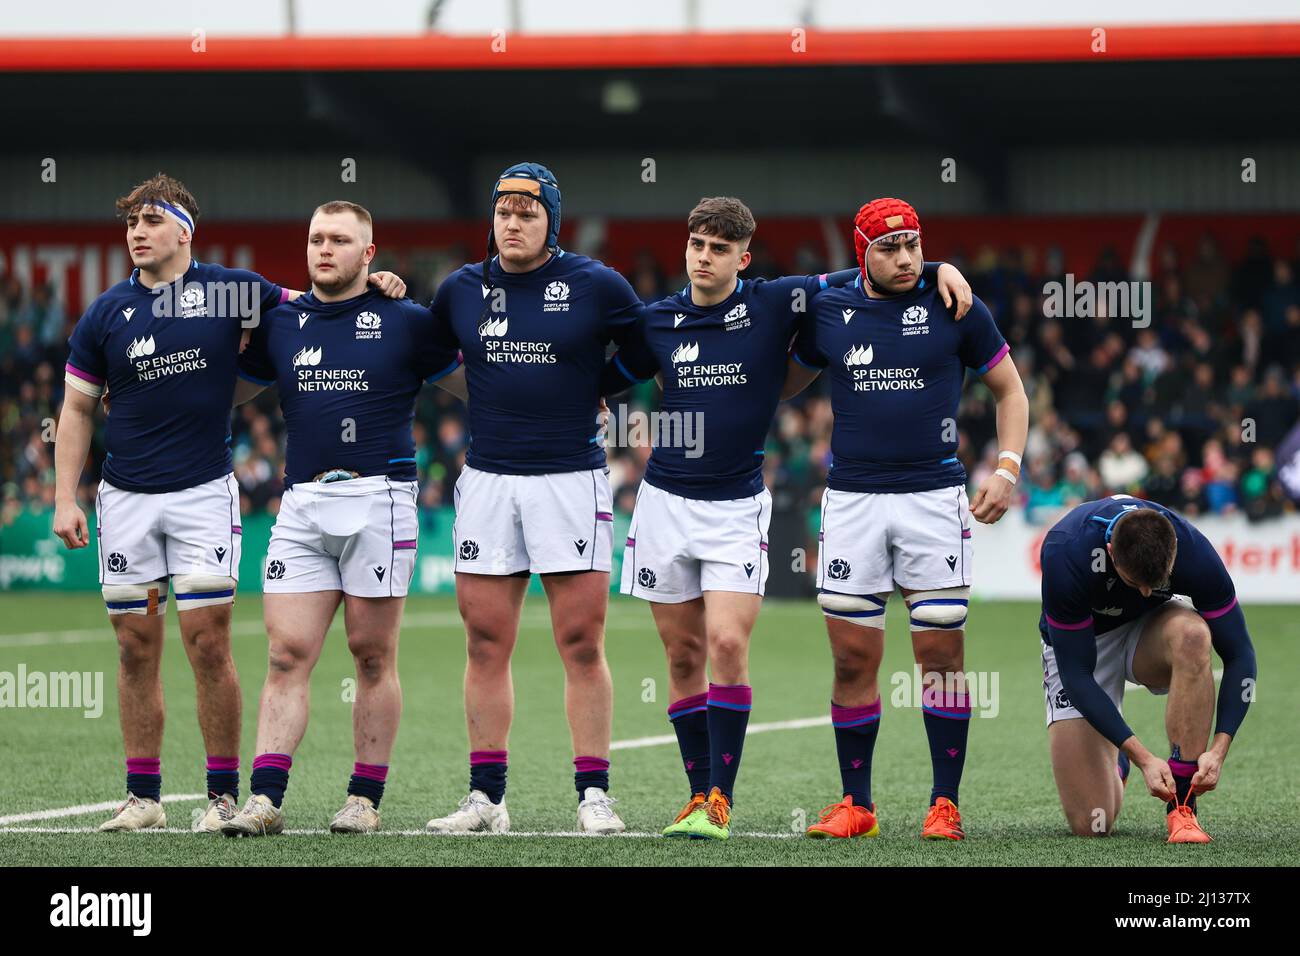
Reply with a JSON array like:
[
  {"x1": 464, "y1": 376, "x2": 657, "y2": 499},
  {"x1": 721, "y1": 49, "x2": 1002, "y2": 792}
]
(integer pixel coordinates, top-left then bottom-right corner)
[
  {"x1": 1200, "y1": 596, "x2": 1238, "y2": 619},
  {"x1": 353, "y1": 762, "x2": 389, "y2": 782},
  {"x1": 831, "y1": 699, "x2": 881, "y2": 723},
  {"x1": 65, "y1": 362, "x2": 105, "y2": 386},
  {"x1": 470, "y1": 750, "x2": 508, "y2": 766},
  {"x1": 574, "y1": 756, "x2": 610, "y2": 773},
  {"x1": 126, "y1": 758, "x2": 160, "y2": 775},
  {"x1": 708, "y1": 682, "x2": 753, "y2": 706},
  {"x1": 252, "y1": 752, "x2": 293, "y2": 772},
  {"x1": 668, "y1": 692, "x2": 709, "y2": 717},
  {"x1": 206, "y1": 755, "x2": 239, "y2": 771},
  {"x1": 1168, "y1": 758, "x2": 1198, "y2": 777}
]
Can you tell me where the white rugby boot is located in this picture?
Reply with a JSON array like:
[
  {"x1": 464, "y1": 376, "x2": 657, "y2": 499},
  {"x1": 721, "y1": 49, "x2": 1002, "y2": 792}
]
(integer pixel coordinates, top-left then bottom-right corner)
[
  {"x1": 98, "y1": 792, "x2": 166, "y2": 832},
  {"x1": 577, "y1": 787, "x2": 626, "y2": 835},
  {"x1": 193, "y1": 793, "x2": 238, "y2": 833},
  {"x1": 425, "y1": 790, "x2": 510, "y2": 833},
  {"x1": 329, "y1": 794, "x2": 381, "y2": 834},
  {"x1": 220, "y1": 793, "x2": 284, "y2": 837}
]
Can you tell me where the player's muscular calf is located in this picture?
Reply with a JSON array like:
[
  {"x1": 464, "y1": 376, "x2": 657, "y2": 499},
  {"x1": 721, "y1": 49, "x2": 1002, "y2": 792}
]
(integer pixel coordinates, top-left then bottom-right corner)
[
  {"x1": 178, "y1": 604, "x2": 241, "y2": 757},
  {"x1": 1131, "y1": 606, "x2": 1215, "y2": 781},
  {"x1": 112, "y1": 613, "x2": 167, "y2": 756},
  {"x1": 826, "y1": 619, "x2": 886, "y2": 707},
  {"x1": 1050, "y1": 720, "x2": 1125, "y2": 836},
  {"x1": 542, "y1": 571, "x2": 613, "y2": 758},
  {"x1": 704, "y1": 591, "x2": 761, "y2": 685},
  {"x1": 458, "y1": 573, "x2": 527, "y2": 751},
  {"x1": 650, "y1": 599, "x2": 709, "y2": 701},
  {"x1": 343, "y1": 595, "x2": 405, "y2": 764},
  {"x1": 256, "y1": 591, "x2": 340, "y2": 755}
]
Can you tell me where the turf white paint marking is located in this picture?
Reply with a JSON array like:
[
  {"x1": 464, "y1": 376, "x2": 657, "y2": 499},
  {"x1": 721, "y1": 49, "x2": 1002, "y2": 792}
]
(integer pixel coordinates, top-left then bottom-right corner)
[
  {"x1": 0, "y1": 793, "x2": 205, "y2": 826},
  {"x1": 0, "y1": 826, "x2": 797, "y2": 839}
]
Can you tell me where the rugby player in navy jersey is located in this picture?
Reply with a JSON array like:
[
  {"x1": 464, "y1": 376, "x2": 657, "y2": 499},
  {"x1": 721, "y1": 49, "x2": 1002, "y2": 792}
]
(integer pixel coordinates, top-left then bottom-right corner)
[
  {"x1": 600, "y1": 196, "x2": 973, "y2": 839},
  {"x1": 216, "y1": 201, "x2": 463, "y2": 836},
  {"x1": 53, "y1": 174, "x2": 407, "y2": 833},
  {"x1": 785, "y1": 198, "x2": 1028, "y2": 841},
  {"x1": 421, "y1": 163, "x2": 641, "y2": 835},
  {"x1": 1039, "y1": 497, "x2": 1256, "y2": 843}
]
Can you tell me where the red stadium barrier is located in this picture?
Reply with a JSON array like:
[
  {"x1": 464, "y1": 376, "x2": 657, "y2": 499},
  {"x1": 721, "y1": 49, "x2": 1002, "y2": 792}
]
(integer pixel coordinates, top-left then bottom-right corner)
[{"x1": 1, "y1": 24, "x2": 1299, "y2": 72}]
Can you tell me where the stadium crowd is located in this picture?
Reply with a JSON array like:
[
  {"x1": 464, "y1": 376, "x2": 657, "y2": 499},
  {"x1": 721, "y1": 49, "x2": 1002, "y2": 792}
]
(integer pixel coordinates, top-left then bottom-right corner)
[{"x1": 2, "y1": 231, "x2": 1298, "y2": 534}]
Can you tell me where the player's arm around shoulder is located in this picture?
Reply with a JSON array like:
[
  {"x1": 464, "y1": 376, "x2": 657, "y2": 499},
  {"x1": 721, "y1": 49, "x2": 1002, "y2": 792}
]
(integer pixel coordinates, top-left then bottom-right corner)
[{"x1": 934, "y1": 262, "x2": 972, "y2": 320}]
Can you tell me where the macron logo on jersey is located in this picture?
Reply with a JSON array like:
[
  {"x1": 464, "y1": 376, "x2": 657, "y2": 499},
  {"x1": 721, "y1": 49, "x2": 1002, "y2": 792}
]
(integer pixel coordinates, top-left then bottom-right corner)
[
  {"x1": 293, "y1": 345, "x2": 323, "y2": 367},
  {"x1": 479, "y1": 317, "x2": 509, "y2": 338},
  {"x1": 122, "y1": 307, "x2": 136, "y2": 323},
  {"x1": 673, "y1": 313, "x2": 687, "y2": 328},
  {"x1": 671, "y1": 342, "x2": 700, "y2": 364},
  {"x1": 842, "y1": 308, "x2": 855, "y2": 324},
  {"x1": 843, "y1": 344, "x2": 873, "y2": 367},
  {"x1": 298, "y1": 312, "x2": 310, "y2": 329},
  {"x1": 126, "y1": 336, "x2": 156, "y2": 360}
]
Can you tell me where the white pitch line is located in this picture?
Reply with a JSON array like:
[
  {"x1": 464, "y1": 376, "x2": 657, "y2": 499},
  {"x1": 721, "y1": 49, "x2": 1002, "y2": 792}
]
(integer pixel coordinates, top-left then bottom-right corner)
[
  {"x1": 0, "y1": 716, "x2": 832, "y2": 827},
  {"x1": 611, "y1": 715, "x2": 830, "y2": 750},
  {"x1": 0, "y1": 826, "x2": 797, "y2": 839},
  {"x1": 0, "y1": 793, "x2": 205, "y2": 826}
]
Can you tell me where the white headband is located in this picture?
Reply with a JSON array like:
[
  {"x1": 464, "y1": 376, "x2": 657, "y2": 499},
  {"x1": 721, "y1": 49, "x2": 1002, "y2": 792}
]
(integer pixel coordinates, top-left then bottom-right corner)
[{"x1": 140, "y1": 200, "x2": 196, "y2": 237}]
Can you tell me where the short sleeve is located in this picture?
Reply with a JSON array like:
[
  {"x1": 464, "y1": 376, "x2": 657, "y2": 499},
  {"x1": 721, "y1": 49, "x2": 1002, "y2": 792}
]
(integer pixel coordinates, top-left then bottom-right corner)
[
  {"x1": 237, "y1": 320, "x2": 276, "y2": 385},
  {"x1": 595, "y1": 265, "x2": 644, "y2": 347},
  {"x1": 791, "y1": 307, "x2": 827, "y2": 369},
  {"x1": 65, "y1": 305, "x2": 107, "y2": 398},
  {"x1": 1172, "y1": 521, "x2": 1237, "y2": 618},
  {"x1": 1040, "y1": 535, "x2": 1095, "y2": 632},
  {"x1": 614, "y1": 315, "x2": 659, "y2": 381},
  {"x1": 430, "y1": 275, "x2": 463, "y2": 349},
  {"x1": 405, "y1": 301, "x2": 463, "y2": 383},
  {"x1": 227, "y1": 268, "x2": 286, "y2": 319},
  {"x1": 956, "y1": 297, "x2": 1009, "y2": 374}
]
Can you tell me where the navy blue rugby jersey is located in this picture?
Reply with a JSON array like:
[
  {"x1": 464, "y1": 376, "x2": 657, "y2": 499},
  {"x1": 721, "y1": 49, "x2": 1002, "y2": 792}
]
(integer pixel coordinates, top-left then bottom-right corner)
[
  {"x1": 66, "y1": 259, "x2": 285, "y2": 493},
  {"x1": 606, "y1": 270, "x2": 858, "y2": 500},
  {"x1": 792, "y1": 274, "x2": 1006, "y2": 494},
  {"x1": 238, "y1": 288, "x2": 460, "y2": 488},
  {"x1": 430, "y1": 252, "x2": 641, "y2": 475}
]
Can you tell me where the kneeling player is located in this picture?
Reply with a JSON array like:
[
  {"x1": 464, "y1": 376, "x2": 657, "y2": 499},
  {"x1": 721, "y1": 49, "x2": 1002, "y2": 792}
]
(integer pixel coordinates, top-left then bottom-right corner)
[
  {"x1": 1040, "y1": 497, "x2": 1257, "y2": 842},
  {"x1": 220, "y1": 201, "x2": 464, "y2": 836}
]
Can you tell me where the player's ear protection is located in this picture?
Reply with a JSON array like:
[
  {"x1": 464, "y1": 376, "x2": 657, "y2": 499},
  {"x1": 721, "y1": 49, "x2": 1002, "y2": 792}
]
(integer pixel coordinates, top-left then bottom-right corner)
[
  {"x1": 103, "y1": 579, "x2": 168, "y2": 616},
  {"x1": 905, "y1": 587, "x2": 970, "y2": 631},
  {"x1": 482, "y1": 161, "x2": 562, "y2": 290},
  {"x1": 818, "y1": 590, "x2": 890, "y2": 626}
]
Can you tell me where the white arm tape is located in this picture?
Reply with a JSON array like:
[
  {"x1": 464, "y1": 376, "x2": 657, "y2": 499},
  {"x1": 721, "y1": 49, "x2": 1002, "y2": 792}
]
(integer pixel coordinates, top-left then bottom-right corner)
[
  {"x1": 998, "y1": 450, "x2": 1022, "y2": 467},
  {"x1": 995, "y1": 467, "x2": 1018, "y2": 485}
]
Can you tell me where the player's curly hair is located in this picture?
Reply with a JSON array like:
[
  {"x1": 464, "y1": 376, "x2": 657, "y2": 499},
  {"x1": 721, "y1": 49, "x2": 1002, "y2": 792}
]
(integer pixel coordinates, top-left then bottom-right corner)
[
  {"x1": 687, "y1": 197, "x2": 756, "y2": 244},
  {"x1": 1110, "y1": 509, "x2": 1177, "y2": 589},
  {"x1": 115, "y1": 172, "x2": 200, "y2": 222}
]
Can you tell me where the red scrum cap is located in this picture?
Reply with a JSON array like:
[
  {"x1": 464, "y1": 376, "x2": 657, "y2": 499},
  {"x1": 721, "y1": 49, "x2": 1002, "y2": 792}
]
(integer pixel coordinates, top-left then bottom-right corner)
[{"x1": 853, "y1": 198, "x2": 921, "y2": 289}]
